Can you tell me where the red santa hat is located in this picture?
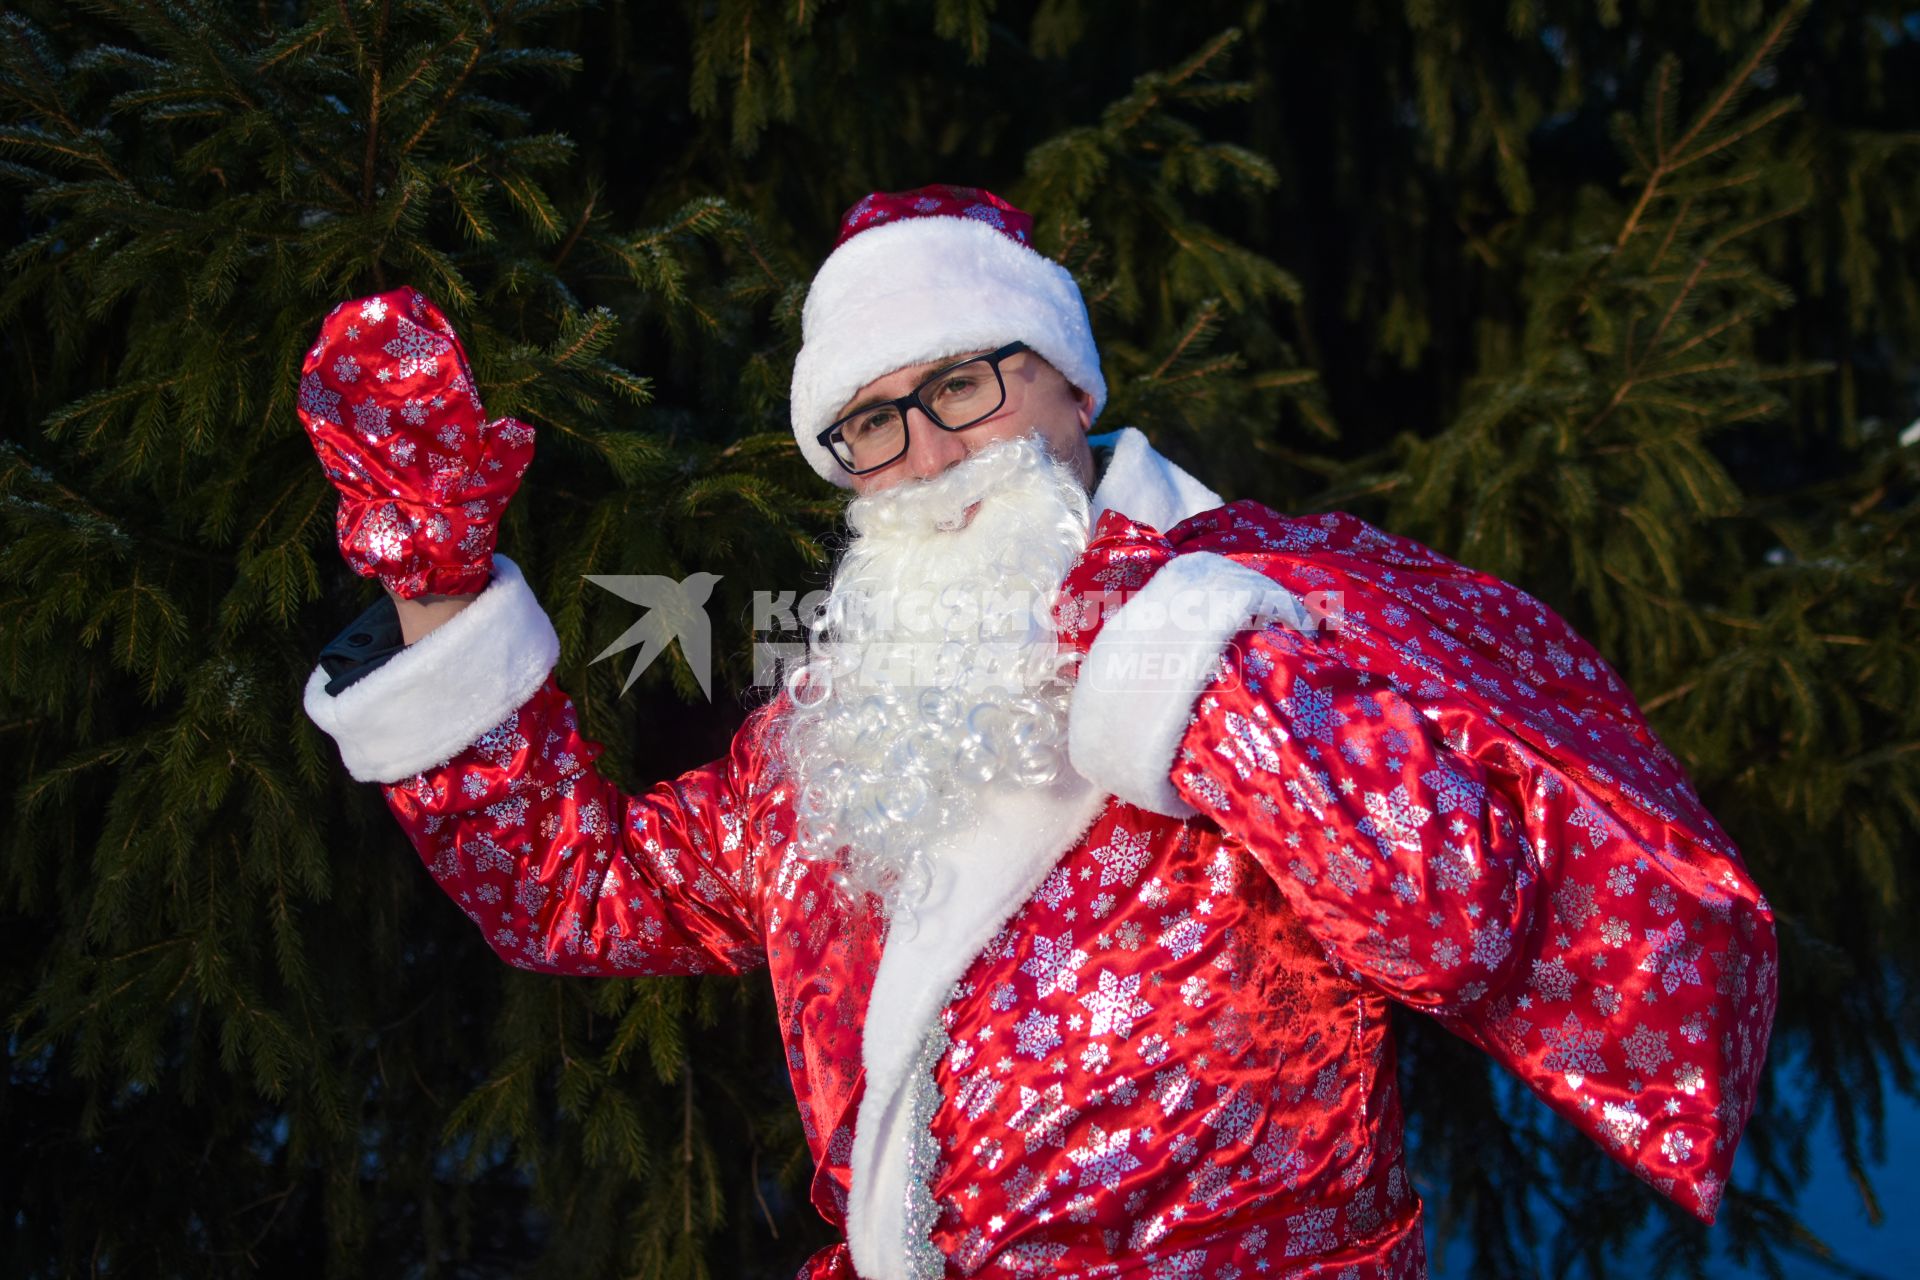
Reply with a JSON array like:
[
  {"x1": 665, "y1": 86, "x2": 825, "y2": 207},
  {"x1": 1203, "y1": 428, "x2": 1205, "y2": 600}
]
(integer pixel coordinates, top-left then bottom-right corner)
[{"x1": 789, "y1": 184, "x2": 1108, "y2": 486}]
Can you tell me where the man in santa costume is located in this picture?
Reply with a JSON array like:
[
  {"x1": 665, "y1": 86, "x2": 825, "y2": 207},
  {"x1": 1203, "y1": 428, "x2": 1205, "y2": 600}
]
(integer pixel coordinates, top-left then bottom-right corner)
[{"x1": 299, "y1": 186, "x2": 1778, "y2": 1278}]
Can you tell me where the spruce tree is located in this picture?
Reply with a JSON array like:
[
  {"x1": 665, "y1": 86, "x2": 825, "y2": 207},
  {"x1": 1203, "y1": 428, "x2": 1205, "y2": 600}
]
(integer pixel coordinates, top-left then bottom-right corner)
[{"x1": 3, "y1": 2, "x2": 1914, "y2": 1277}]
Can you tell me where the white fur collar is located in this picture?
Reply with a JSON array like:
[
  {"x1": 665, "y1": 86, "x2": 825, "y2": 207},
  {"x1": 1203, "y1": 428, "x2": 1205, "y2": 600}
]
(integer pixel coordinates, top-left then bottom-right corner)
[
  {"x1": 1087, "y1": 425, "x2": 1223, "y2": 533},
  {"x1": 846, "y1": 427, "x2": 1221, "y2": 1274}
]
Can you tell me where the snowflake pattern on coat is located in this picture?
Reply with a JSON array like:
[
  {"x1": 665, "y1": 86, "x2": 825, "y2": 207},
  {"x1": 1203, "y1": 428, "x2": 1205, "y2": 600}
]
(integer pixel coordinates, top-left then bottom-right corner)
[
  {"x1": 368, "y1": 497, "x2": 1776, "y2": 1279},
  {"x1": 912, "y1": 815, "x2": 1427, "y2": 1278}
]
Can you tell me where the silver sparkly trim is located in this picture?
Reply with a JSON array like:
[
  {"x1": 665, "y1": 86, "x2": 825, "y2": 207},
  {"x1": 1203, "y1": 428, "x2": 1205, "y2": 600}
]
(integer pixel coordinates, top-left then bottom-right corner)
[{"x1": 902, "y1": 1021, "x2": 951, "y2": 1280}]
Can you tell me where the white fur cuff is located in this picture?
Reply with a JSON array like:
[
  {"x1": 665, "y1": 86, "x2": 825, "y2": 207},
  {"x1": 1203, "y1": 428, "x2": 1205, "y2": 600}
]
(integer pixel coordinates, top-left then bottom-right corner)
[
  {"x1": 1068, "y1": 552, "x2": 1310, "y2": 816},
  {"x1": 303, "y1": 554, "x2": 560, "y2": 784}
]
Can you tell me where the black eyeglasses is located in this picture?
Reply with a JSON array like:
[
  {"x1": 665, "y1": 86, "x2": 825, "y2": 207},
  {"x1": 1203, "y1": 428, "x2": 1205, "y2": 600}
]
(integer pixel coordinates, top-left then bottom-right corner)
[{"x1": 817, "y1": 341, "x2": 1031, "y2": 475}]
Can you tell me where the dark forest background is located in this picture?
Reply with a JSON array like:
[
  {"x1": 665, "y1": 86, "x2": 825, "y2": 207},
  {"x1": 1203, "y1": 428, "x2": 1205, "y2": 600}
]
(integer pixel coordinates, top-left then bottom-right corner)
[{"x1": 2, "y1": 1, "x2": 1916, "y2": 1276}]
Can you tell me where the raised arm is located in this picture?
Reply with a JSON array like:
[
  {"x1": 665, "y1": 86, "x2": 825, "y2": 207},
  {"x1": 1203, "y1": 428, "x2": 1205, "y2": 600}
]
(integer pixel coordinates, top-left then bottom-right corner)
[
  {"x1": 295, "y1": 289, "x2": 773, "y2": 977},
  {"x1": 305, "y1": 557, "x2": 774, "y2": 977}
]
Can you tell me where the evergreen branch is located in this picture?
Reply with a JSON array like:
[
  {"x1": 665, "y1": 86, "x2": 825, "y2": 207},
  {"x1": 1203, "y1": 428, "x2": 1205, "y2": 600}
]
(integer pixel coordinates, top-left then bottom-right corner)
[
  {"x1": 124, "y1": 0, "x2": 357, "y2": 207},
  {"x1": 1630, "y1": 357, "x2": 1746, "y2": 386},
  {"x1": 1671, "y1": 97, "x2": 1800, "y2": 172},
  {"x1": 1145, "y1": 300, "x2": 1222, "y2": 380},
  {"x1": 1633, "y1": 265, "x2": 1766, "y2": 290},
  {"x1": 398, "y1": 33, "x2": 485, "y2": 157},
  {"x1": 2, "y1": 447, "x2": 129, "y2": 541},
  {"x1": 682, "y1": 1065, "x2": 695, "y2": 1233},
  {"x1": 1107, "y1": 29, "x2": 1241, "y2": 135},
  {"x1": 733, "y1": 230, "x2": 786, "y2": 292},
  {"x1": 494, "y1": 168, "x2": 563, "y2": 240},
  {"x1": 14, "y1": 967, "x2": 153, "y2": 1055},
  {"x1": 624, "y1": 196, "x2": 736, "y2": 252},
  {"x1": 1599, "y1": 568, "x2": 1872, "y2": 649},
  {"x1": 1666, "y1": 306, "x2": 1765, "y2": 358},
  {"x1": 750, "y1": 1143, "x2": 779, "y2": 1238},
  {"x1": 360, "y1": 0, "x2": 392, "y2": 210},
  {"x1": 0, "y1": 18, "x2": 130, "y2": 184},
  {"x1": 1652, "y1": 55, "x2": 1673, "y2": 158},
  {"x1": 1666, "y1": 7, "x2": 1805, "y2": 163},
  {"x1": 1474, "y1": 59, "x2": 1532, "y2": 215},
  {"x1": 239, "y1": 467, "x2": 326, "y2": 556},
  {"x1": 1293, "y1": 398, "x2": 1339, "y2": 440},
  {"x1": 0, "y1": 123, "x2": 126, "y2": 180},
  {"x1": 254, "y1": 18, "x2": 328, "y2": 72},
  {"x1": 442, "y1": 170, "x2": 496, "y2": 243},
  {"x1": 1152, "y1": 355, "x2": 1242, "y2": 389},
  {"x1": 1249, "y1": 369, "x2": 1320, "y2": 389},
  {"x1": 1646, "y1": 201, "x2": 1808, "y2": 352},
  {"x1": 1580, "y1": 183, "x2": 1811, "y2": 440},
  {"x1": 1715, "y1": 398, "x2": 1791, "y2": 425},
  {"x1": 1161, "y1": 27, "x2": 1241, "y2": 95},
  {"x1": 1640, "y1": 678, "x2": 1699, "y2": 713},
  {"x1": 551, "y1": 188, "x2": 595, "y2": 267},
  {"x1": 738, "y1": 6, "x2": 755, "y2": 130},
  {"x1": 1649, "y1": 197, "x2": 1692, "y2": 272},
  {"x1": 228, "y1": 1184, "x2": 298, "y2": 1254},
  {"x1": 327, "y1": 0, "x2": 369, "y2": 70},
  {"x1": 1614, "y1": 2, "x2": 1805, "y2": 251},
  {"x1": 102, "y1": 934, "x2": 192, "y2": 967},
  {"x1": 16, "y1": 741, "x2": 136, "y2": 819},
  {"x1": 548, "y1": 307, "x2": 613, "y2": 367},
  {"x1": 383, "y1": 27, "x2": 478, "y2": 103}
]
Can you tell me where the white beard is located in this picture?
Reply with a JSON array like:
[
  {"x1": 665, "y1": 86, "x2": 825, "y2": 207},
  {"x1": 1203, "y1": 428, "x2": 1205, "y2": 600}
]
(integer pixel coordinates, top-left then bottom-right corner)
[{"x1": 779, "y1": 434, "x2": 1093, "y2": 917}]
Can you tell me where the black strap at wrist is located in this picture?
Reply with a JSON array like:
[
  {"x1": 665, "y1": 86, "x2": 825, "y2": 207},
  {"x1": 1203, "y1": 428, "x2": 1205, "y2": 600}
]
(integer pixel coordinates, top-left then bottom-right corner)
[{"x1": 318, "y1": 593, "x2": 407, "y2": 696}]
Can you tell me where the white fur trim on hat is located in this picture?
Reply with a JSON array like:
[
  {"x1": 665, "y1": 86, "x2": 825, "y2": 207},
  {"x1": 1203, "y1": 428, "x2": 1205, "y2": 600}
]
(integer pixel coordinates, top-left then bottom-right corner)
[{"x1": 790, "y1": 215, "x2": 1107, "y2": 486}]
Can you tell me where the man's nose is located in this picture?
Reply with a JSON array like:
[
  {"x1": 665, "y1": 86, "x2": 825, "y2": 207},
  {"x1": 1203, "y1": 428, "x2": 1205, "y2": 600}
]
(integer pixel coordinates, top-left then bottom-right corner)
[{"x1": 901, "y1": 406, "x2": 968, "y2": 481}]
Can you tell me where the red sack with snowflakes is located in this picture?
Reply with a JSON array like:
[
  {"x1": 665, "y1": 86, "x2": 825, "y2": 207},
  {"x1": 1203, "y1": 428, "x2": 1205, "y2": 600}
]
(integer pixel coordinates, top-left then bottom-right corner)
[{"x1": 1060, "y1": 503, "x2": 1780, "y2": 1222}]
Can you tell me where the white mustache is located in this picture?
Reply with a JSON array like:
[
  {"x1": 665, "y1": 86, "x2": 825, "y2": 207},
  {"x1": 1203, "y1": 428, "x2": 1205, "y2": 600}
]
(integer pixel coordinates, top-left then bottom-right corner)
[{"x1": 845, "y1": 431, "x2": 1069, "y2": 539}]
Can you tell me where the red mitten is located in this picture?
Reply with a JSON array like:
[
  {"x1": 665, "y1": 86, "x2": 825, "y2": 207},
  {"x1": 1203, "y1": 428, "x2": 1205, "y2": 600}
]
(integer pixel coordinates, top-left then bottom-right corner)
[
  {"x1": 1051, "y1": 510, "x2": 1177, "y2": 660},
  {"x1": 297, "y1": 288, "x2": 534, "y2": 599}
]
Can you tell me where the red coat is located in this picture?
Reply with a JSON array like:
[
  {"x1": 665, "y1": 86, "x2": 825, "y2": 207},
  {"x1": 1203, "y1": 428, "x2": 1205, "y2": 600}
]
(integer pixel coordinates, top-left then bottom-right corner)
[{"x1": 309, "y1": 432, "x2": 1776, "y2": 1279}]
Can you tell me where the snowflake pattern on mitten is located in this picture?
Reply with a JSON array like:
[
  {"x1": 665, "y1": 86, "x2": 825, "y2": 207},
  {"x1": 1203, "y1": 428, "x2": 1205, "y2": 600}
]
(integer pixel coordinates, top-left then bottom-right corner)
[{"x1": 298, "y1": 287, "x2": 535, "y2": 597}]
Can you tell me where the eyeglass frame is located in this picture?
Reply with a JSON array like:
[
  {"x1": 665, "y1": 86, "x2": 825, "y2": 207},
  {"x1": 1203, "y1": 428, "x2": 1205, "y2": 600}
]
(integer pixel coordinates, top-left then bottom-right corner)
[{"x1": 816, "y1": 340, "x2": 1033, "y2": 476}]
